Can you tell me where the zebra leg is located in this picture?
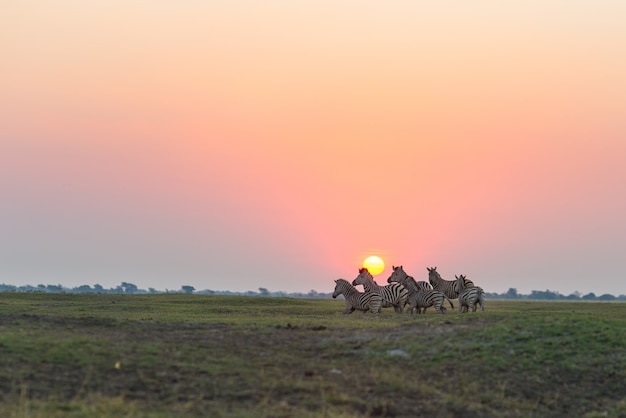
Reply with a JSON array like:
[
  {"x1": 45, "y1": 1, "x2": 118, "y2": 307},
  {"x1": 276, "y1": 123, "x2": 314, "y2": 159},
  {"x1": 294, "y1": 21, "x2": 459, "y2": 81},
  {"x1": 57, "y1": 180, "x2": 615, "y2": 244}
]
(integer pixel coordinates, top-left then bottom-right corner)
[
  {"x1": 343, "y1": 304, "x2": 356, "y2": 314},
  {"x1": 399, "y1": 295, "x2": 409, "y2": 314}
]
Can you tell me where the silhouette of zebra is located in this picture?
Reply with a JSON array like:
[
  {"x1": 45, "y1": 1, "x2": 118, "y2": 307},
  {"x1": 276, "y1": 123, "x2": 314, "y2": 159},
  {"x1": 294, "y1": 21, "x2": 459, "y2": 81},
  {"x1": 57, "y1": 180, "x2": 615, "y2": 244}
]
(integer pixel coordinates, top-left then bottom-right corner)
[
  {"x1": 455, "y1": 274, "x2": 485, "y2": 313},
  {"x1": 427, "y1": 267, "x2": 474, "y2": 299},
  {"x1": 352, "y1": 268, "x2": 409, "y2": 314},
  {"x1": 387, "y1": 265, "x2": 432, "y2": 292},
  {"x1": 332, "y1": 279, "x2": 382, "y2": 314}
]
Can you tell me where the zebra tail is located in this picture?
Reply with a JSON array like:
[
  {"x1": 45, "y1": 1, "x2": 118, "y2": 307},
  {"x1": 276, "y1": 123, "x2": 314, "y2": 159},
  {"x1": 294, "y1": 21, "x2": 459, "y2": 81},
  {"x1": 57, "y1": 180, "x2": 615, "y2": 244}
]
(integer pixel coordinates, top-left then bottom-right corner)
[{"x1": 446, "y1": 296, "x2": 454, "y2": 309}]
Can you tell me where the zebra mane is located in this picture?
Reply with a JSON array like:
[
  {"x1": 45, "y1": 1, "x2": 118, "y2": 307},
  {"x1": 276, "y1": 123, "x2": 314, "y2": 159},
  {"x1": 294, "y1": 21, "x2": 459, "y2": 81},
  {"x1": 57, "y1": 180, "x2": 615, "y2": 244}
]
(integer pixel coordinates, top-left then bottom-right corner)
[
  {"x1": 388, "y1": 272, "x2": 418, "y2": 292},
  {"x1": 403, "y1": 276, "x2": 421, "y2": 292},
  {"x1": 406, "y1": 276, "x2": 419, "y2": 286}
]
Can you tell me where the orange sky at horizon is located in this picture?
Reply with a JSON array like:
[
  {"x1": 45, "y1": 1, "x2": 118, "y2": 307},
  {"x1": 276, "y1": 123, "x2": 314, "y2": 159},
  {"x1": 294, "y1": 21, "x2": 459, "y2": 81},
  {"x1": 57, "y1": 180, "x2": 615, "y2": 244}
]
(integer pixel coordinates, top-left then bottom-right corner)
[{"x1": 2, "y1": 1, "x2": 626, "y2": 295}]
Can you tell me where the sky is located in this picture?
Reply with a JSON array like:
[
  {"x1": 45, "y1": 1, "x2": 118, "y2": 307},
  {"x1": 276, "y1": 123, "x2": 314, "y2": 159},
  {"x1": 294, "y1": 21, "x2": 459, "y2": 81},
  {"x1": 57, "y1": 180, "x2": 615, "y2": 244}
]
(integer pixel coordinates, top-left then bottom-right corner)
[{"x1": 2, "y1": 1, "x2": 625, "y2": 296}]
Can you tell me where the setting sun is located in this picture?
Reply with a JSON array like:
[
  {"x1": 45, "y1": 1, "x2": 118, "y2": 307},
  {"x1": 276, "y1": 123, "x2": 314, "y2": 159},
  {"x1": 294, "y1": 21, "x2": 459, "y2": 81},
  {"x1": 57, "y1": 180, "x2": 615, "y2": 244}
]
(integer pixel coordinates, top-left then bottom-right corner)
[{"x1": 363, "y1": 256, "x2": 385, "y2": 276}]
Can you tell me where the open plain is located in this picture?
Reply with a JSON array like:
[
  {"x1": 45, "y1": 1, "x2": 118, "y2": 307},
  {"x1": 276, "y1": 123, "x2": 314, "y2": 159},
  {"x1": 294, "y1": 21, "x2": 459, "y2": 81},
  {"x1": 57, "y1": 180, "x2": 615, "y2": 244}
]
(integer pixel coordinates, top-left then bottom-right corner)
[{"x1": 1, "y1": 293, "x2": 625, "y2": 417}]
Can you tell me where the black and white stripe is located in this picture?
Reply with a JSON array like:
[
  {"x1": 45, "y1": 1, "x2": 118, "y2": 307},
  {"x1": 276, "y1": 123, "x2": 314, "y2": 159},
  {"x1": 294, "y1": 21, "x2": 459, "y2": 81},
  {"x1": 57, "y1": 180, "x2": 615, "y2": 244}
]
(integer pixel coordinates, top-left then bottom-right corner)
[
  {"x1": 387, "y1": 265, "x2": 436, "y2": 313},
  {"x1": 387, "y1": 265, "x2": 432, "y2": 292},
  {"x1": 332, "y1": 279, "x2": 383, "y2": 314},
  {"x1": 455, "y1": 275, "x2": 485, "y2": 313},
  {"x1": 427, "y1": 267, "x2": 474, "y2": 299},
  {"x1": 404, "y1": 289, "x2": 455, "y2": 314},
  {"x1": 352, "y1": 268, "x2": 409, "y2": 314}
]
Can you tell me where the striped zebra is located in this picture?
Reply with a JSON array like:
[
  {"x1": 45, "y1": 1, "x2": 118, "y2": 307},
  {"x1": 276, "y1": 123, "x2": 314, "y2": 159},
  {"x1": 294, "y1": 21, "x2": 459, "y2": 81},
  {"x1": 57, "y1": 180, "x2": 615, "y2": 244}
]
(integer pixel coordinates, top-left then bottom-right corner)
[
  {"x1": 387, "y1": 265, "x2": 432, "y2": 292},
  {"x1": 387, "y1": 265, "x2": 445, "y2": 313},
  {"x1": 387, "y1": 266, "x2": 438, "y2": 314},
  {"x1": 352, "y1": 268, "x2": 409, "y2": 314},
  {"x1": 332, "y1": 279, "x2": 383, "y2": 314},
  {"x1": 404, "y1": 289, "x2": 455, "y2": 314},
  {"x1": 455, "y1": 274, "x2": 485, "y2": 313},
  {"x1": 427, "y1": 267, "x2": 474, "y2": 299}
]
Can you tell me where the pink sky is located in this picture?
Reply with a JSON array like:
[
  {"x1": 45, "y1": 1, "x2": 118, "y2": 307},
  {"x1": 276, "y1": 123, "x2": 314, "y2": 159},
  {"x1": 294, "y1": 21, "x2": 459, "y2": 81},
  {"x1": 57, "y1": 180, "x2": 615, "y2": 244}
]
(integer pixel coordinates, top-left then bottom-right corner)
[{"x1": 2, "y1": 1, "x2": 625, "y2": 295}]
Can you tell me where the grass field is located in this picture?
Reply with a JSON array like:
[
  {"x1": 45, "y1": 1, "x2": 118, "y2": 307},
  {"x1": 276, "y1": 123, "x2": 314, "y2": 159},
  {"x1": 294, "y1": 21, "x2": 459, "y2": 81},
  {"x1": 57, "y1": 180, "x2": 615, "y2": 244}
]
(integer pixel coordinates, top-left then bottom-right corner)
[{"x1": 1, "y1": 292, "x2": 625, "y2": 417}]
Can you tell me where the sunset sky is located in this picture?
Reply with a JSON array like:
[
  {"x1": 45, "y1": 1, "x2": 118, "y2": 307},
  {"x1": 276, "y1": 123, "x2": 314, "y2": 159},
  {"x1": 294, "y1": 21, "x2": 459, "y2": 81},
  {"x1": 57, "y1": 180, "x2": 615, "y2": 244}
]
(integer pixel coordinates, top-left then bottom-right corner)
[{"x1": 2, "y1": 1, "x2": 625, "y2": 296}]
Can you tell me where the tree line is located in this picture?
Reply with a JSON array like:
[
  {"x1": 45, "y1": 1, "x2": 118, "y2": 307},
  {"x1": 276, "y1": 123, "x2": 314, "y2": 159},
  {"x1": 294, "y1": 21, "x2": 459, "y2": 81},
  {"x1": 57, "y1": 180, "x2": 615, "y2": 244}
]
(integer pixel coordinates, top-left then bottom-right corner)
[{"x1": 0, "y1": 282, "x2": 624, "y2": 301}]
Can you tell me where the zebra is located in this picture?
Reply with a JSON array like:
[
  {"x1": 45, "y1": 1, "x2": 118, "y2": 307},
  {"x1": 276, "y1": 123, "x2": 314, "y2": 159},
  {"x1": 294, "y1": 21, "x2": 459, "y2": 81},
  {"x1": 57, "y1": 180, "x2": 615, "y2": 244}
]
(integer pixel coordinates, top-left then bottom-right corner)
[
  {"x1": 427, "y1": 267, "x2": 474, "y2": 299},
  {"x1": 455, "y1": 274, "x2": 485, "y2": 313},
  {"x1": 387, "y1": 266, "x2": 454, "y2": 314},
  {"x1": 332, "y1": 279, "x2": 383, "y2": 314},
  {"x1": 352, "y1": 268, "x2": 409, "y2": 314},
  {"x1": 387, "y1": 265, "x2": 432, "y2": 292},
  {"x1": 404, "y1": 289, "x2": 455, "y2": 314},
  {"x1": 387, "y1": 265, "x2": 445, "y2": 314}
]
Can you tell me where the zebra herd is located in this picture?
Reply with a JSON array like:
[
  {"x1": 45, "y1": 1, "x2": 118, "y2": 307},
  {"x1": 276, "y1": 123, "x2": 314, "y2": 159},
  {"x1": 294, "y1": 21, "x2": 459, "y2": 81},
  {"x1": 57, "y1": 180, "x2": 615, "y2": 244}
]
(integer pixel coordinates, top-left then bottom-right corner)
[{"x1": 332, "y1": 265, "x2": 485, "y2": 315}]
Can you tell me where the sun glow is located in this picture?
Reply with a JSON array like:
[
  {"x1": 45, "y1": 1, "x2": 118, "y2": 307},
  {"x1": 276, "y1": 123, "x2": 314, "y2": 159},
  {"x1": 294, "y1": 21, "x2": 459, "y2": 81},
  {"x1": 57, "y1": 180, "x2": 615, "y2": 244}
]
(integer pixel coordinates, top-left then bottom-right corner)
[{"x1": 363, "y1": 256, "x2": 385, "y2": 276}]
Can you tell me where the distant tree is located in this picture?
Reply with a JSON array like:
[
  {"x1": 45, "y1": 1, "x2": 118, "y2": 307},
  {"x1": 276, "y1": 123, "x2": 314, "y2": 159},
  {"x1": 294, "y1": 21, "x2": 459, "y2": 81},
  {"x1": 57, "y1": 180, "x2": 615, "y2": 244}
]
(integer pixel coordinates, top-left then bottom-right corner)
[
  {"x1": 120, "y1": 282, "x2": 138, "y2": 294},
  {"x1": 582, "y1": 292, "x2": 596, "y2": 301},
  {"x1": 74, "y1": 285, "x2": 93, "y2": 293},
  {"x1": 598, "y1": 293, "x2": 616, "y2": 301},
  {"x1": 93, "y1": 284, "x2": 104, "y2": 293},
  {"x1": 504, "y1": 288, "x2": 519, "y2": 299},
  {"x1": 46, "y1": 284, "x2": 63, "y2": 293},
  {"x1": 181, "y1": 285, "x2": 195, "y2": 294},
  {"x1": 148, "y1": 287, "x2": 158, "y2": 294},
  {"x1": 258, "y1": 287, "x2": 270, "y2": 296},
  {"x1": 529, "y1": 290, "x2": 542, "y2": 299},
  {"x1": 38, "y1": 284, "x2": 47, "y2": 292}
]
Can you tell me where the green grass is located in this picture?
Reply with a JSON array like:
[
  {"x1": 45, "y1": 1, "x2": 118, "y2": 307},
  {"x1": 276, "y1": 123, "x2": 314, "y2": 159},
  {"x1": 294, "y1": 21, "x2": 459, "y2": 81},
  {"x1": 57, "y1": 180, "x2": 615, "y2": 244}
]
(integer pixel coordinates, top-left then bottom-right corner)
[{"x1": 1, "y1": 293, "x2": 625, "y2": 417}]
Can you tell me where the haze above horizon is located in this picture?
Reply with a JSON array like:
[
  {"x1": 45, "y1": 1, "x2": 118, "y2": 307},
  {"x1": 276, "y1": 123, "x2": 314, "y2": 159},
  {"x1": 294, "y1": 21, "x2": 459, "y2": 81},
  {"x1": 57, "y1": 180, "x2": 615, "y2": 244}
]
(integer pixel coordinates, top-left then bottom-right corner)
[{"x1": 2, "y1": 1, "x2": 625, "y2": 296}]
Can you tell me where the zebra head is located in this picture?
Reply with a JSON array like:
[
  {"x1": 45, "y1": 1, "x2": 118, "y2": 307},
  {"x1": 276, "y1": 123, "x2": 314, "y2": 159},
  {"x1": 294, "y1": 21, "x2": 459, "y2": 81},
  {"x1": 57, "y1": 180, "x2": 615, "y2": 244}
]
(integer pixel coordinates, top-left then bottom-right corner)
[
  {"x1": 427, "y1": 266, "x2": 441, "y2": 280},
  {"x1": 332, "y1": 279, "x2": 349, "y2": 298},
  {"x1": 352, "y1": 267, "x2": 373, "y2": 286},
  {"x1": 454, "y1": 275, "x2": 464, "y2": 292},
  {"x1": 454, "y1": 274, "x2": 472, "y2": 292},
  {"x1": 387, "y1": 265, "x2": 408, "y2": 284}
]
